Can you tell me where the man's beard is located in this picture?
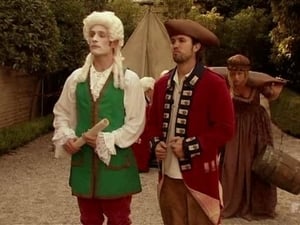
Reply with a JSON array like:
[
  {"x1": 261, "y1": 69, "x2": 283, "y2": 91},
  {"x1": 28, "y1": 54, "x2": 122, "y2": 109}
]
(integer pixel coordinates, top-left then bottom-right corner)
[{"x1": 173, "y1": 54, "x2": 188, "y2": 64}]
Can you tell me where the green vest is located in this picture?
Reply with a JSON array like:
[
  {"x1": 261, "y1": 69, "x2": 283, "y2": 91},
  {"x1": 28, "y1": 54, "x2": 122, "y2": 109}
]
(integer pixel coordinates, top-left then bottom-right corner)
[{"x1": 69, "y1": 75, "x2": 141, "y2": 199}]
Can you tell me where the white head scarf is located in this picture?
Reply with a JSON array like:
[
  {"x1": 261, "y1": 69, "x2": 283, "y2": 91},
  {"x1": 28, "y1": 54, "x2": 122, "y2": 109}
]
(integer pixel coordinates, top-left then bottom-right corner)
[{"x1": 79, "y1": 11, "x2": 125, "y2": 89}]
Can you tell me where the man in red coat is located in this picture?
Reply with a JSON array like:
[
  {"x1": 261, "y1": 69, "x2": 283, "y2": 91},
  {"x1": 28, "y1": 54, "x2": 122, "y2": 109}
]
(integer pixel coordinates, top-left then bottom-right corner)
[{"x1": 148, "y1": 19, "x2": 235, "y2": 225}]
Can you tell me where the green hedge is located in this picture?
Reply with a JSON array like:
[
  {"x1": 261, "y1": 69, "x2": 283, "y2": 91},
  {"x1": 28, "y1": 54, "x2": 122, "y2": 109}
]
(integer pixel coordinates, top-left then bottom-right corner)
[
  {"x1": 0, "y1": 114, "x2": 53, "y2": 155},
  {"x1": 47, "y1": 0, "x2": 87, "y2": 72},
  {"x1": 270, "y1": 88, "x2": 300, "y2": 137},
  {"x1": 0, "y1": 0, "x2": 60, "y2": 74}
]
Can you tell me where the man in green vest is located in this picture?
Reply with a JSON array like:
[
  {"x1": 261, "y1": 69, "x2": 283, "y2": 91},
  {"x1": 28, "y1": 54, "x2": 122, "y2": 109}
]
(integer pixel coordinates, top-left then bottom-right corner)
[{"x1": 52, "y1": 11, "x2": 146, "y2": 225}]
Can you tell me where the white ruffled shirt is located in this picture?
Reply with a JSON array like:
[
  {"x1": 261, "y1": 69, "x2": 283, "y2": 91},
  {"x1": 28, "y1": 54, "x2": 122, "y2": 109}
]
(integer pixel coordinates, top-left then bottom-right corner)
[
  {"x1": 90, "y1": 65, "x2": 112, "y2": 101},
  {"x1": 52, "y1": 65, "x2": 146, "y2": 165}
]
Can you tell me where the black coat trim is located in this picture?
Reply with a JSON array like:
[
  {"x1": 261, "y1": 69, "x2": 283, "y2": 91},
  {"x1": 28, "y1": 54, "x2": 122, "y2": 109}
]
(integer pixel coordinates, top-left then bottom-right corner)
[{"x1": 162, "y1": 63, "x2": 204, "y2": 171}]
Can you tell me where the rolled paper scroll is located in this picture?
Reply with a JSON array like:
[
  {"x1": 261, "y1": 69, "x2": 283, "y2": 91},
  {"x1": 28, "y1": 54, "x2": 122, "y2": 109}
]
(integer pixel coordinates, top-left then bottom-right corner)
[
  {"x1": 54, "y1": 118, "x2": 109, "y2": 158},
  {"x1": 73, "y1": 118, "x2": 110, "y2": 149}
]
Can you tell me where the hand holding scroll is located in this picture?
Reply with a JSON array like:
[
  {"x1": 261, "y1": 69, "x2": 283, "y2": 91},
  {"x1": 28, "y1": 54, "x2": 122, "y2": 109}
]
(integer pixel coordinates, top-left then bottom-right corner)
[
  {"x1": 59, "y1": 118, "x2": 110, "y2": 157},
  {"x1": 73, "y1": 118, "x2": 110, "y2": 149}
]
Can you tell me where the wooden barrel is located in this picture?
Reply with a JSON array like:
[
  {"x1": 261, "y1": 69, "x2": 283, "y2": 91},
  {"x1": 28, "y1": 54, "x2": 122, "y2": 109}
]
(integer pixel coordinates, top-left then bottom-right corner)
[{"x1": 252, "y1": 145, "x2": 300, "y2": 195}]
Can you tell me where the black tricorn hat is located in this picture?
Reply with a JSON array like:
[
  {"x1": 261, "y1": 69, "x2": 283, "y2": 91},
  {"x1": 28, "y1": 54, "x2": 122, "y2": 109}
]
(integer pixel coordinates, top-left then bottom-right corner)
[{"x1": 164, "y1": 19, "x2": 220, "y2": 47}]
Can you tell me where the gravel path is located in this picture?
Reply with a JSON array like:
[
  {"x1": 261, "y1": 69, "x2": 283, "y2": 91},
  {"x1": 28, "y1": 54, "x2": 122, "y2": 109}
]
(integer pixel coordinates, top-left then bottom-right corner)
[{"x1": 0, "y1": 125, "x2": 299, "y2": 225}]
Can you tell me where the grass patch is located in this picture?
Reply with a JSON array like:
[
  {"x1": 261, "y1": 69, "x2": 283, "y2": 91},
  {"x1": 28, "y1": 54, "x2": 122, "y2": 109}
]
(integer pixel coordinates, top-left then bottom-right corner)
[
  {"x1": 0, "y1": 114, "x2": 53, "y2": 155},
  {"x1": 270, "y1": 88, "x2": 300, "y2": 138}
]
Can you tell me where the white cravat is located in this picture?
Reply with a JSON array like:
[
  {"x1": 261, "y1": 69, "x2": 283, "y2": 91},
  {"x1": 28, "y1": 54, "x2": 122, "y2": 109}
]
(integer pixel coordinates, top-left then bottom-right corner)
[{"x1": 90, "y1": 65, "x2": 112, "y2": 102}]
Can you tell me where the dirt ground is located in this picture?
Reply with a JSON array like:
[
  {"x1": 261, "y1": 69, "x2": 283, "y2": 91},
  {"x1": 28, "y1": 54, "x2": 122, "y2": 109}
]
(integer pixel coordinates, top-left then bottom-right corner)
[{"x1": 0, "y1": 124, "x2": 299, "y2": 225}]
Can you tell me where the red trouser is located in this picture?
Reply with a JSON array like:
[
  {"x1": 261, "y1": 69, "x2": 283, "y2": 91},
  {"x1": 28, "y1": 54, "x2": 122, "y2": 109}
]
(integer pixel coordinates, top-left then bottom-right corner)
[{"x1": 77, "y1": 196, "x2": 132, "y2": 225}]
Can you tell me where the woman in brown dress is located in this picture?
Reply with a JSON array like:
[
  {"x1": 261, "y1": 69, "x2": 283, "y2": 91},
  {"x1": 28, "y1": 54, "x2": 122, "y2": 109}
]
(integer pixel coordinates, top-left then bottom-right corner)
[{"x1": 220, "y1": 54, "x2": 285, "y2": 220}]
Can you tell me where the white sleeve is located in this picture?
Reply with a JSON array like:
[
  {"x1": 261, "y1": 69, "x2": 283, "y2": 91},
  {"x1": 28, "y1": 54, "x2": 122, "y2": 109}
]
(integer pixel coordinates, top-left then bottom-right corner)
[
  {"x1": 52, "y1": 70, "x2": 79, "y2": 157},
  {"x1": 95, "y1": 70, "x2": 146, "y2": 161}
]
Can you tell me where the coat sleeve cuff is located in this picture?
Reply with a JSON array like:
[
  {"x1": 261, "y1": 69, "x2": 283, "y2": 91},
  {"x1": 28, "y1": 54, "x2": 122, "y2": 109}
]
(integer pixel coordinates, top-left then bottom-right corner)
[
  {"x1": 150, "y1": 136, "x2": 162, "y2": 152},
  {"x1": 178, "y1": 137, "x2": 202, "y2": 171},
  {"x1": 183, "y1": 136, "x2": 202, "y2": 158}
]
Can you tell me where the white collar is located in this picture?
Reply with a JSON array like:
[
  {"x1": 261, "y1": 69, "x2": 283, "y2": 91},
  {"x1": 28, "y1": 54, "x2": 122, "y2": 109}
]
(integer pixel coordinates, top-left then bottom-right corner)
[
  {"x1": 90, "y1": 64, "x2": 113, "y2": 78},
  {"x1": 173, "y1": 68, "x2": 193, "y2": 85}
]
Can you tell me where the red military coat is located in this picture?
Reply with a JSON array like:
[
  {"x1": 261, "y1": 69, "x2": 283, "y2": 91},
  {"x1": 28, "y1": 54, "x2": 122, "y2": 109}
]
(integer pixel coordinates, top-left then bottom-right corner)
[{"x1": 148, "y1": 63, "x2": 235, "y2": 224}]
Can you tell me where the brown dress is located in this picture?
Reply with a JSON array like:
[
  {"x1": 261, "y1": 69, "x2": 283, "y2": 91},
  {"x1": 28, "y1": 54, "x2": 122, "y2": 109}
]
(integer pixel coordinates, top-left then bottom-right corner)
[{"x1": 221, "y1": 88, "x2": 277, "y2": 220}]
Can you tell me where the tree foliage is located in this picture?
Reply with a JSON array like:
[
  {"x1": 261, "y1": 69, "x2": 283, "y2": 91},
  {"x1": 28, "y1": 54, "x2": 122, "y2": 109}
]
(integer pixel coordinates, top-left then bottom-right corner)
[
  {"x1": 106, "y1": 0, "x2": 145, "y2": 42},
  {"x1": 194, "y1": 0, "x2": 271, "y2": 17},
  {"x1": 0, "y1": 0, "x2": 60, "y2": 74},
  {"x1": 187, "y1": 6, "x2": 224, "y2": 65},
  {"x1": 84, "y1": 0, "x2": 108, "y2": 13},
  {"x1": 40, "y1": 0, "x2": 90, "y2": 116},
  {"x1": 161, "y1": 0, "x2": 193, "y2": 19},
  {"x1": 47, "y1": 0, "x2": 87, "y2": 73},
  {"x1": 1, "y1": 0, "x2": 299, "y2": 91},
  {"x1": 270, "y1": 0, "x2": 300, "y2": 91},
  {"x1": 221, "y1": 7, "x2": 273, "y2": 71}
]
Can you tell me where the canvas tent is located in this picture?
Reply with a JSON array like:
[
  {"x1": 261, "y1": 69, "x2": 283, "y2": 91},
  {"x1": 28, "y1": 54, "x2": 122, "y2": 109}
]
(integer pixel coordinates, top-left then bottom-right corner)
[{"x1": 122, "y1": 8, "x2": 175, "y2": 79}]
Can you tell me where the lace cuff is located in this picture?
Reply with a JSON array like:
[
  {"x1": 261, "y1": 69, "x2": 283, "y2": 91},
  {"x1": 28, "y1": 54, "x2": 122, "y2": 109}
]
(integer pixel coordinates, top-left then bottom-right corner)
[
  {"x1": 52, "y1": 128, "x2": 76, "y2": 144},
  {"x1": 95, "y1": 132, "x2": 116, "y2": 165},
  {"x1": 52, "y1": 128, "x2": 76, "y2": 158}
]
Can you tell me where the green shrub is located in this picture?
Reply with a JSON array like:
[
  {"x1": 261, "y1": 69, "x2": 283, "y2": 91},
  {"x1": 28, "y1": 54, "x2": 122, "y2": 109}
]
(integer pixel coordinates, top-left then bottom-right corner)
[
  {"x1": 0, "y1": 114, "x2": 53, "y2": 155},
  {"x1": 186, "y1": 6, "x2": 225, "y2": 65},
  {"x1": 0, "y1": 0, "x2": 61, "y2": 74},
  {"x1": 221, "y1": 7, "x2": 273, "y2": 71},
  {"x1": 161, "y1": 0, "x2": 193, "y2": 19},
  {"x1": 84, "y1": 0, "x2": 108, "y2": 12},
  {"x1": 270, "y1": 88, "x2": 300, "y2": 137},
  {"x1": 42, "y1": 0, "x2": 89, "y2": 115},
  {"x1": 47, "y1": 0, "x2": 88, "y2": 73},
  {"x1": 270, "y1": 0, "x2": 300, "y2": 93}
]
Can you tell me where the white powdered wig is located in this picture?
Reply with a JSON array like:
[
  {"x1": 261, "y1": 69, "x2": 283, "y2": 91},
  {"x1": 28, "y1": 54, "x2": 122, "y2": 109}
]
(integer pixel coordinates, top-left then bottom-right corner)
[
  {"x1": 80, "y1": 11, "x2": 125, "y2": 89},
  {"x1": 140, "y1": 77, "x2": 155, "y2": 92}
]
